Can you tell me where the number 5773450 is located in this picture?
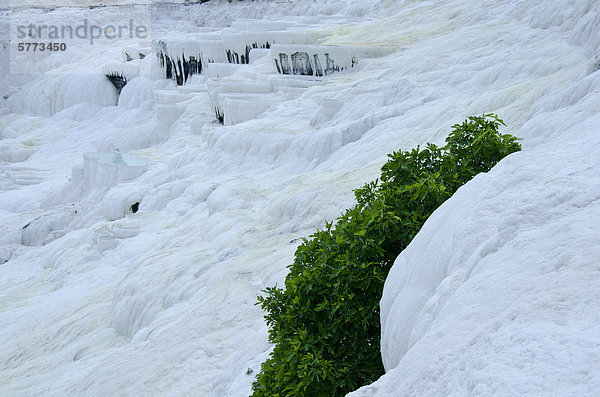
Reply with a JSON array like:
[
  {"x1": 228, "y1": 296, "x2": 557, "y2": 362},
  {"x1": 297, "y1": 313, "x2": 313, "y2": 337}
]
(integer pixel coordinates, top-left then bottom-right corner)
[{"x1": 17, "y1": 42, "x2": 67, "y2": 51}]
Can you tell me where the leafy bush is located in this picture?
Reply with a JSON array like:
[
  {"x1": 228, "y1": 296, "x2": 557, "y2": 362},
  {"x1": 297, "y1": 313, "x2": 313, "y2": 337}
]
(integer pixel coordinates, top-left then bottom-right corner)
[{"x1": 252, "y1": 114, "x2": 521, "y2": 396}]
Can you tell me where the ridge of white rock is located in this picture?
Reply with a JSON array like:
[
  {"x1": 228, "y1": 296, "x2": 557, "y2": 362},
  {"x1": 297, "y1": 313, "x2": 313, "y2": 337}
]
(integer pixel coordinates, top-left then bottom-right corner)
[
  {"x1": 348, "y1": 0, "x2": 600, "y2": 396},
  {"x1": 349, "y1": 110, "x2": 600, "y2": 397}
]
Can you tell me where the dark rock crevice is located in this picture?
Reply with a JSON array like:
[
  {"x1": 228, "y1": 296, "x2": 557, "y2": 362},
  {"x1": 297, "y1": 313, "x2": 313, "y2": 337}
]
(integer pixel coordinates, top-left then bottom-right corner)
[{"x1": 105, "y1": 73, "x2": 128, "y2": 94}]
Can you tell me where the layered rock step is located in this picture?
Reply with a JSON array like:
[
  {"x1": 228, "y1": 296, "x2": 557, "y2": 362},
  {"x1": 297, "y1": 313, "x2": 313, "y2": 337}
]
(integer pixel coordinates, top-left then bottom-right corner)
[
  {"x1": 0, "y1": 164, "x2": 50, "y2": 191},
  {"x1": 154, "y1": 36, "x2": 226, "y2": 85},
  {"x1": 95, "y1": 219, "x2": 141, "y2": 252},
  {"x1": 270, "y1": 44, "x2": 394, "y2": 76},
  {"x1": 70, "y1": 152, "x2": 146, "y2": 191},
  {"x1": 147, "y1": 18, "x2": 394, "y2": 125},
  {"x1": 207, "y1": 77, "x2": 277, "y2": 125},
  {"x1": 103, "y1": 41, "x2": 151, "y2": 93},
  {"x1": 102, "y1": 61, "x2": 141, "y2": 94},
  {"x1": 152, "y1": 18, "x2": 323, "y2": 85},
  {"x1": 153, "y1": 75, "x2": 209, "y2": 124}
]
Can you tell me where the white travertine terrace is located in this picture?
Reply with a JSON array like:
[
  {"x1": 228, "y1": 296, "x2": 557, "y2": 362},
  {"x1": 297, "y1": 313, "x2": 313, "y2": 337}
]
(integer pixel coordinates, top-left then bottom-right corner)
[{"x1": 2, "y1": 1, "x2": 600, "y2": 396}]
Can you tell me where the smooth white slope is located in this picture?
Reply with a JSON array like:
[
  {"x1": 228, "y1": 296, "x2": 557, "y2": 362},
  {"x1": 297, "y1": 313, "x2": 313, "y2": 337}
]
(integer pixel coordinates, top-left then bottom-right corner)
[
  {"x1": 0, "y1": 0, "x2": 599, "y2": 396},
  {"x1": 349, "y1": 1, "x2": 600, "y2": 395},
  {"x1": 350, "y1": 107, "x2": 600, "y2": 397}
]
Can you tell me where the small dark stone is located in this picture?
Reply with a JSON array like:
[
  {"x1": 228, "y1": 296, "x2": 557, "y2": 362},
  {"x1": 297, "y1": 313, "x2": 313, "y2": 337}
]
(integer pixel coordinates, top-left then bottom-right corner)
[{"x1": 130, "y1": 202, "x2": 140, "y2": 213}]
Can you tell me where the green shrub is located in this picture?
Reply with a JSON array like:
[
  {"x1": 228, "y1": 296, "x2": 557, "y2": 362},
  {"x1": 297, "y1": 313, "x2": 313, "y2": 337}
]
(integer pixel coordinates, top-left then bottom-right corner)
[{"x1": 252, "y1": 114, "x2": 521, "y2": 396}]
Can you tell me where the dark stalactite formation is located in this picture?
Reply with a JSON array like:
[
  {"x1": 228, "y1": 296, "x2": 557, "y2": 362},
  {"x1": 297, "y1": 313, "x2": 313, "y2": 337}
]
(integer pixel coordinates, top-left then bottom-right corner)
[
  {"x1": 291, "y1": 52, "x2": 313, "y2": 75},
  {"x1": 105, "y1": 73, "x2": 128, "y2": 95},
  {"x1": 274, "y1": 51, "x2": 351, "y2": 77},
  {"x1": 153, "y1": 39, "x2": 363, "y2": 127},
  {"x1": 157, "y1": 51, "x2": 203, "y2": 86},
  {"x1": 214, "y1": 107, "x2": 224, "y2": 124},
  {"x1": 226, "y1": 41, "x2": 271, "y2": 64}
]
